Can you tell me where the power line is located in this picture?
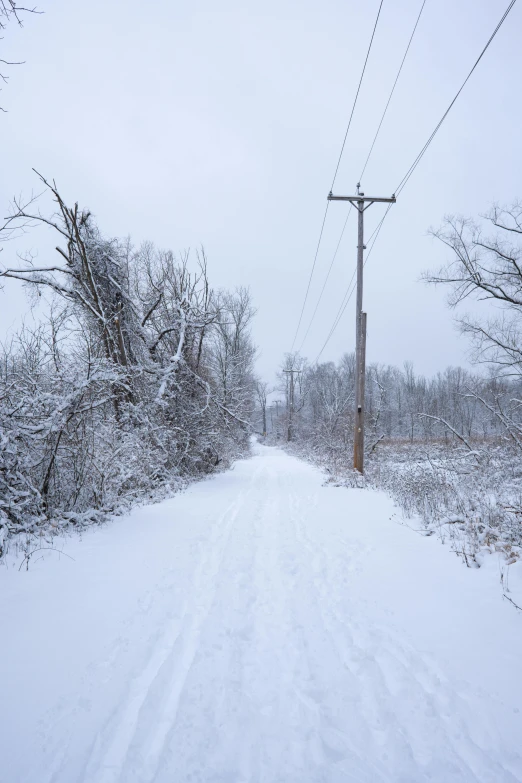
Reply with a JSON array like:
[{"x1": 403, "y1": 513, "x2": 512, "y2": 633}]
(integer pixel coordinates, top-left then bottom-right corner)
[
  {"x1": 297, "y1": 205, "x2": 353, "y2": 353},
  {"x1": 315, "y1": 211, "x2": 388, "y2": 361},
  {"x1": 298, "y1": 0, "x2": 425, "y2": 356},
  {"x1": 395, "y1": 0, "x2": 518, "y2": 195},
  {"x1": 290, "y1": 202, "x2": 329, "y2": 350},
  {"x1": 315, "y1": 208, "x2": 390, "y2": 362},
  {"x1": 290, "y1": 0, "x2": 386, "y2": 351},
  {"x1": 315, "y1": 271, "x2": 355, "y2": 363},
  {"x1": 314, "y1": 0, "x2": 518, "y2": 363},
  {"x1": 331, "y1": 0, "x2": 385, "y2": 191},
  {"x1": 359, "y1": 0, "x2": 427, "y2": 182}
]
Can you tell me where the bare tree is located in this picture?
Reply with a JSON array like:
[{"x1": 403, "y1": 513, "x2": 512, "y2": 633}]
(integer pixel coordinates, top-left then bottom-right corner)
[
  {"x1": 426, "y1": 204, "x2": 522, "y2": 377},
  {"x1": 1, "y1": 1, "x2": 40, "y2": 111},
  {"x1": 255, "y1": 380, "x2": 269, "y2": 436},
  {"x1": 424, "y1": 203, "x2": 522, "y2": 453},
  {"x1": 210, "y1": 287, "x2": 257, "y2": 429},
  {"x1": 0, "y1": 175, "x2": 258, "y2": 556}
]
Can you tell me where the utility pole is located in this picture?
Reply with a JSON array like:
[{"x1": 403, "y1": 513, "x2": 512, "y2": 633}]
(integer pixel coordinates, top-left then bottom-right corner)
[
  {"x1": 328, "y1": 184, "x2": 396, "y2": 474},
  {"x1": 283, "y1": 369, "x2": 301, "y2": 442},
  {"x1": 274, "y1": 399, "x2": 281, "y2": 439},
  {"x1": 270, "y1": 401, "x2": 281, "y2": 436}
]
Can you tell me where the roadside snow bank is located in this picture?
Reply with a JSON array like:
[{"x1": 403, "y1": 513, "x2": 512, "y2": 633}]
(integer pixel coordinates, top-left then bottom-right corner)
[{"x1": 0, "y1": 444, "x2": 521, "y2": 782}]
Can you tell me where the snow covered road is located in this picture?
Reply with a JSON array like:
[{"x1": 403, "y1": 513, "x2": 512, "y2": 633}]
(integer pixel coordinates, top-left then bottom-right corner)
[{"x1": 1, "y1": 443, "x2": 522, "y2": 782}]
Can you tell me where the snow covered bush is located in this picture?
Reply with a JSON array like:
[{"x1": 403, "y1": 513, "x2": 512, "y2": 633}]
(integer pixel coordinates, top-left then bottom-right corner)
[
  {"x1": 269, "y1": 352, "x2": 522, "y2": 566},
  {"x1": 272, "y1": 195, "x2": 522, "y2": 567},
  {"x1": 0, "y1": 175, "x2": 257, "y2": 556},
  {"x1": 367, "y1": 442, "x2": 522, "y2": 566}
]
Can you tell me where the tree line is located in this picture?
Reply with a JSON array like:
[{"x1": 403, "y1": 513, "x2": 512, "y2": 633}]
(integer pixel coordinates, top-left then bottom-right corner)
[
  {"x1": 266, "y1": 201, "x2": 522, "y2": 460},
  {"x1": 257, "y1": 202, "x2": 522, "y2": 563},
  {"x1": 0, "y1": 174, "x2": 257, "y2": 554}
]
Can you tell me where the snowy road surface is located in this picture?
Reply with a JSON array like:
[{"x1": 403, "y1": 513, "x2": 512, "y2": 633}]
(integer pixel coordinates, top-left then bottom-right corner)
[{"x1": 1, "y1": 443, "x2": 522, "y2": 782}]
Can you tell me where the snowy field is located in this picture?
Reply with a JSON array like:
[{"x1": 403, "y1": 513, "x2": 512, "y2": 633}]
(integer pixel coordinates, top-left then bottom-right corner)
[{"x1": 1, "y1": 442, "x2": 522, "y2": 782}]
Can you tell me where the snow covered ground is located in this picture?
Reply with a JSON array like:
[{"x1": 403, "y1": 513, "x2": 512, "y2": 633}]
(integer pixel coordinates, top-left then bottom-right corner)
[{"x1": 1, "y1": 442, "x2": 522, "y2": 783}]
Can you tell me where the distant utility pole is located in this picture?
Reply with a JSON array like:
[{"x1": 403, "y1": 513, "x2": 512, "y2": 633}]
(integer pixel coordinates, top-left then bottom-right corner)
[
  {"x1": 270, "y1": 401, "x2": 281, "y2": 436},
  {"x1": 273, "y1": 400, "x2": 282, "y2": 439},
  {"x1": 283, "y1": 369, "x2": 301, "y2": 442},
  {"x1": 328, "y1": 184, "x2": 396, "y2": 474}
]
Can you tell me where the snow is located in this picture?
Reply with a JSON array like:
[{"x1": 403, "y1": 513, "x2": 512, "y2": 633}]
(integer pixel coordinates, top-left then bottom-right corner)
[{"x1": 1, "y1": 442, "x2": 522, "y2": 782}]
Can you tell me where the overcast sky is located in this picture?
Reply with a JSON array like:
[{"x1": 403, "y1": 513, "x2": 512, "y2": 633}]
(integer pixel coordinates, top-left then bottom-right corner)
[{"x1": 2, "y1": 0, "x2": 521, "y2": 382}]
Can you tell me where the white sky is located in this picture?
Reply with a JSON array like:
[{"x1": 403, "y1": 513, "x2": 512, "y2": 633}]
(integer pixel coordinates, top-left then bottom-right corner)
[{"x1": 2, "y1": 0, "x2": 521, "y2": 383}]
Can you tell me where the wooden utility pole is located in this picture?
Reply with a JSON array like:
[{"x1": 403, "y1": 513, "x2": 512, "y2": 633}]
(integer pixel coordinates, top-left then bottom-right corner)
[
  {"x1": 283, "y1": 369, "x2": 301, "y2": 442},
  {"x1": 271, "y1": 400, "x2": 282, "y2": 435},
  {"x1": 274, "y1": 399, "x2": 281, "y2": 438},
  {"x1": 328, "y1": 185, "x2": 396, "y2": 474}
]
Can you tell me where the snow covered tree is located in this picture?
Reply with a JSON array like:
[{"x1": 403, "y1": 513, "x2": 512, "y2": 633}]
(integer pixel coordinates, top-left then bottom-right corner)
[
  {"x1": 0, "y1": 174, "x2": 258, "y2": 553},
  {"x1": 426, "y1": 203, "x2": 522, "y2": 450}
]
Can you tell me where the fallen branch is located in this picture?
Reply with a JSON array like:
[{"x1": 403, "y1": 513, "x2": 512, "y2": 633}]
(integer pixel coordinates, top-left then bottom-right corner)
[{"x1": 417, "y1": 413, "x2": 476, "y2": 454}]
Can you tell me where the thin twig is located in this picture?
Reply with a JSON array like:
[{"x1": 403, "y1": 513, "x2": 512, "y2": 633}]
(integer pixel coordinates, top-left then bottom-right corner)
[
  {"x1": 503, "y1": 593, "x2": 522, "y2": 612},
  {"x1": 19, "y1": 546, "x2": 75, "y2": 571}
]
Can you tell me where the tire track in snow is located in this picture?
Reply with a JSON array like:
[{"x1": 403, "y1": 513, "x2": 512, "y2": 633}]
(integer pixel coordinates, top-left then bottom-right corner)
[
  {"x1": 80, "y1": 470, "x2": 260, "y2": 783},
  {"x1": 13, "y1": 446, "x2": 522, "y2": 783},
  {"x1": 150, "y1": 462, "x2": 274, "y2": 782},
  {"x1": 274, "y1": 475, "x2": 390, "y2": 782}
]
